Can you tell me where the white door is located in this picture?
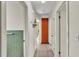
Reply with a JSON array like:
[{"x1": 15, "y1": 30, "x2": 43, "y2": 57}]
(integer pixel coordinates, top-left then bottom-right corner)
[{"x1": 59, "y1": 3, "x2": 66, "y2": 57}]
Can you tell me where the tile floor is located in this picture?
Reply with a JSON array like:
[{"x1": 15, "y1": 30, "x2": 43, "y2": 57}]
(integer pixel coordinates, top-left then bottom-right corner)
[{"x1": 34, "y1": 44, "x2": 54, "y2": 57}]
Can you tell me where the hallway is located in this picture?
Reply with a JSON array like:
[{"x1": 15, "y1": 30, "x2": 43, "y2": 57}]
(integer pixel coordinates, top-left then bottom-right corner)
[
  {"x1": 1, "y1": 1, "x2": 79, "y2": 57},
  {"x1": 34, "y1": 44, "x2": 54, "y2": 57}
]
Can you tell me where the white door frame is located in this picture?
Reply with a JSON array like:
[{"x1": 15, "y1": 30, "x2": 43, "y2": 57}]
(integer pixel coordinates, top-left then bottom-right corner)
[
  {"x1": 1, "y1": 2, "x2": 7, "y2": 57},
  {"x1": 56, "y1": 1, "x2": 69, "y2": 57},
  {"x1": 23, "y1": 2, "x2": 29, "y2": 57},
  {"x1": 20, "y1": 1, "x2": 28, "y2": 57},
  {"x1": 1, "y1": 1, "x2": 28, "y2": 57}
]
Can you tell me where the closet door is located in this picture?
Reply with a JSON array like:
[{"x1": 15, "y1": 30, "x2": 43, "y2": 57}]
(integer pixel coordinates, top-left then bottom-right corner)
[{"x1": 7, "y1": 30, "x2": 23, "y2": 57}]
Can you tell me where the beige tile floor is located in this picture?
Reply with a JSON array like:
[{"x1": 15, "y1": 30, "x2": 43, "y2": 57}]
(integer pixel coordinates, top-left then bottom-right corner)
[{"x1": 34, "y1": 44, "x2": 54, "y2": 57}]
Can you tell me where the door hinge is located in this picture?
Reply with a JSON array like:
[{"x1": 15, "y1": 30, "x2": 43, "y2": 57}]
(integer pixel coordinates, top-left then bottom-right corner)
[
  {"x1": 59, "y1": 51, "x2": 61, "y2": 55},
  {"x1": 59, "y1": 16, "x2": 61, "y2": 19}
]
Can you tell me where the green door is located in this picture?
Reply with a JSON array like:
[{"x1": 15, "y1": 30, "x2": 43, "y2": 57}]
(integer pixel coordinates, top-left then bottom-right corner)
[{"x1": 7, "y1": 30, "x2": 23, "y2": 57}]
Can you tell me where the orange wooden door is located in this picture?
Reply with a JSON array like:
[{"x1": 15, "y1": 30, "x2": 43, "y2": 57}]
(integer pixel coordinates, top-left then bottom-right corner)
[{"x1": 41, "y1": 18, "x2": 49, "y2": 44}]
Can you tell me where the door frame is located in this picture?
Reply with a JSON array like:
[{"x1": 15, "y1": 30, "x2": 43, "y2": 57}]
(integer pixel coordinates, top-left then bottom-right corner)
[
  {"x1": 1, "y1": 1, "x2": 28, "y2": 57},
  {"x1": 1, "y1": 1, "x2": 7, "y2": 57},
  {"x1": 56, "y1": 1, "x2": 69, "y2": 57},
  {"x1": 20, "y1": 2, "x2": 28, "y2": 57}
]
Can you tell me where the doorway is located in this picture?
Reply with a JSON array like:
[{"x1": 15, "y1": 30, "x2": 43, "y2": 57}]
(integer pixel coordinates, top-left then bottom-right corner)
[{"x1": 41, "y1": 18, "x2": 49, "y2": 44}]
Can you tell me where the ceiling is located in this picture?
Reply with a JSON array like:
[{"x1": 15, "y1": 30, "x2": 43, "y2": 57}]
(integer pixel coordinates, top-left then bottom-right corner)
[{"x1": 31, "y1": 1, "x2": 59, "y2": 18}]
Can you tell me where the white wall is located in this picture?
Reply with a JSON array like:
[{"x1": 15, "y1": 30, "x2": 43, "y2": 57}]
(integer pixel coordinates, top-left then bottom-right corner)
[
  {"x1": 39, "y1": 18, "x2": 42, "y2": 45},
  {"x1": 6, "y1": 2, "x2": 25, "y2": 30},
  {"x1": 69, "y1": 1, "x2": 79, "y2": 57},
  {"x1": 34, "y1": 19, "x2": 40, "y2": 48},
  {"x1": 49, "y1": 14, "x2": 55, "y2": 53},
  {"x1": 25, "y1": 1, "x2": 36, "y2": 57}
]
